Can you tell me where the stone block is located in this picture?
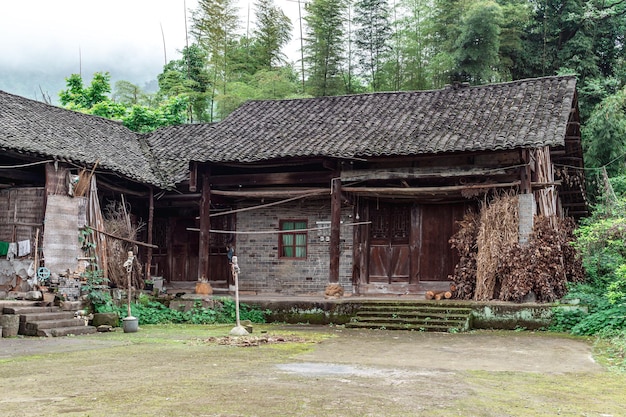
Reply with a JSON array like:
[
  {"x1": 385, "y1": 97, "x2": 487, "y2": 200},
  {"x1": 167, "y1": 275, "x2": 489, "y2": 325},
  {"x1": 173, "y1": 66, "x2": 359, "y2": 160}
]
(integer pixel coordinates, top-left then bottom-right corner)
[{"x1": 92, "y1": 312, "x2": 119, "y2": 327}]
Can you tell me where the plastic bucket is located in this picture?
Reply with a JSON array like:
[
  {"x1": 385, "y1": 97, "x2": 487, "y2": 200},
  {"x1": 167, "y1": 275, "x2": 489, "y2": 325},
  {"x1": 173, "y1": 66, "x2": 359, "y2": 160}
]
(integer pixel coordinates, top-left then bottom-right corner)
[{"x1": 122, "y1": 316, "x2": 139, "y2": 333}]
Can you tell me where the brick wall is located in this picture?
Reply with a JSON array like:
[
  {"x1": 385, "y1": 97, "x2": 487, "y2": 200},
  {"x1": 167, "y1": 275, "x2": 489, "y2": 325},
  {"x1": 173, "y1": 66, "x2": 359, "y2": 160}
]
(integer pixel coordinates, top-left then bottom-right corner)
[{"x1": 234, "y1": 200, "x2": 353, "y2": 294}]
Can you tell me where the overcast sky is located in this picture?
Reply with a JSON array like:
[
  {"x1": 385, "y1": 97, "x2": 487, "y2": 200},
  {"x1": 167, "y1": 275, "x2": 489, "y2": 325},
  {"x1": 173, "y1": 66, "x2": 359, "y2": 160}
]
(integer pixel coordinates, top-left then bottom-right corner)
[{"x1": 0, "y1": 0, "x2": 302, "y2": 102}]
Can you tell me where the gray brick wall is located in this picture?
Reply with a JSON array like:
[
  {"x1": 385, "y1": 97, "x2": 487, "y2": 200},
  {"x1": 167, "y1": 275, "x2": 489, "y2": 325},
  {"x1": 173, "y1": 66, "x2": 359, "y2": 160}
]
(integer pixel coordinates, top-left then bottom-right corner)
[{"x1": 233, "y1": 200, "x2": 353, "y2": 294}]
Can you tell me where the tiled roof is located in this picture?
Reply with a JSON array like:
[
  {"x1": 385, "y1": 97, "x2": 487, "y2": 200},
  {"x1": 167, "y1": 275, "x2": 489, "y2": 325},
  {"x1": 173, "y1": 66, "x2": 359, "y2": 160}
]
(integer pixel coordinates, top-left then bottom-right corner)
[
  {"x1": 143, "y1": 123, "x2": 215, "y2": 186},
  {"x1": 178, "y1": 76, "x2": 576, "y2": 164},
  {"x1": 0, "y1": 90, "x2": 161, "y2": 186},
  {"x1": 1, "y1": 76, "x2": 577, "y2": 189}
]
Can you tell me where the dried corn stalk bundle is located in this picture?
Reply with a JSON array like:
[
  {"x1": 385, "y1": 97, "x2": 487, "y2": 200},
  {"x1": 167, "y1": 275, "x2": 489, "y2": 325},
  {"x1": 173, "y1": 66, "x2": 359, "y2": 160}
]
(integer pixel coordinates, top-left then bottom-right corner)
[
  {"x1": 104, "y1": 201, "x2": 145, "y2": 288},
  {"x1": 474, "y1": 193, "x2": 519, "y2": 301},
  {"x1": 448, "y1": 211, "x2": 480, "y2": 299}
]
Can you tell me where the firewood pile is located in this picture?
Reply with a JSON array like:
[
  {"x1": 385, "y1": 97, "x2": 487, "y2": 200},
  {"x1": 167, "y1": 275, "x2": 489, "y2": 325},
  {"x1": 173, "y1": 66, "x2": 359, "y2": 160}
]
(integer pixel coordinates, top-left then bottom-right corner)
[{"x1": 448, "y1": 193, "x2": 584, "y2": 302}]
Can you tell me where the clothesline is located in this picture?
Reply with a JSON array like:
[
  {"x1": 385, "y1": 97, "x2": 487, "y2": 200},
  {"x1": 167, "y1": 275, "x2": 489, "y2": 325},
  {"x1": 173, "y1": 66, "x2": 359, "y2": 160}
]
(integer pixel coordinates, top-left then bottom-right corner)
[{"x1": 186, "y1": 221, "x2": 371, "y2": 235}]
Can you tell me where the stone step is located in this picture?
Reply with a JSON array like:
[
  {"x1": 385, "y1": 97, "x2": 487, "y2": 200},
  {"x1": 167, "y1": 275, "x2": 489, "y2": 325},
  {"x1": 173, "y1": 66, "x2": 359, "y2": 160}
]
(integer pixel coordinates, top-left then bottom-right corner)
[
  {"x1": 357, "y1": 305, "x2": 473, "y2": 313},
  {"x1": 3, "y1": 305, "x2": 97, "y2": 337},
  {"x1": 19, "y1": 311, "x2": 75, "y2": 323},
  {"x1": 37, "y1": 326, "x2": 98, "y2": 337},
  {"x1": 3, "y1": 306, "x2": 61, "y2": 315},
  {"x1": 346, "y1": 321, "x2": 465, "y2": 332},
  {"x1": 356, "y1": 310, "x2": 472, "y2": 319},
  {"x1": 25, "y1": 318, "x2": 88, "y2": 333},
  {"x1": 347, "y1": 302, "x2": 473, "y2": 332}
]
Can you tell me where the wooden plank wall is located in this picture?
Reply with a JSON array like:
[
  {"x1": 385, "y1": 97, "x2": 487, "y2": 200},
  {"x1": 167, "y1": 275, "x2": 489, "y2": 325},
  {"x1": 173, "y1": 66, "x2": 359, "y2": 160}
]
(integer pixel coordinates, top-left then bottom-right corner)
[{"x1": 0, "y1": 187, "x2": 45, "y2": 243}]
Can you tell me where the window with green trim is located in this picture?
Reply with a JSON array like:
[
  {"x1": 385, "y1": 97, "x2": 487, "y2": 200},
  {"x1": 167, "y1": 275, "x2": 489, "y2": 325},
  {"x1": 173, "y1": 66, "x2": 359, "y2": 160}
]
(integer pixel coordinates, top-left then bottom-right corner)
[{"x1": 280, "y1": 220, "x2": 307, "y2": 258}]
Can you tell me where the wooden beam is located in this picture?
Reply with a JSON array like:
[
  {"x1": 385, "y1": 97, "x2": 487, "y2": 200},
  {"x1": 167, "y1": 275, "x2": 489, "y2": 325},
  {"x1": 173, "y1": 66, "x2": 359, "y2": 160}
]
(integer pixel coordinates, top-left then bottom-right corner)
[
  {"x1": 90, "y1": 227, "x2": 158, "y2": 249},
  {"x1": 211, "y1": 188, "x2": 327, "y2": 198},
  {"x1": 341, "y1": 166, "x2": 513, "y2": 182},
  {"x1": 342, "y1": 181, "x2": 523, "y2": 196},
  {"x1": 198, "y1": 171, "x2": 211, "y2": 281},
  {"x1": 329, "y1": 178, "x2": 341, "y2": 284},
  {"x1": 209, "y1": 171, "x2": 335, "y2": 187}
]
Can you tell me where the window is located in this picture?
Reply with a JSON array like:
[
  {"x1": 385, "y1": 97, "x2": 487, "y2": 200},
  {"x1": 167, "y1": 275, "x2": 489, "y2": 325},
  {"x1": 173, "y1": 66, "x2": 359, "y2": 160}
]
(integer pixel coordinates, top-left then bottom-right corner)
[{"x1": 280, "y1": 220, "x2": 307, "y2": 258}]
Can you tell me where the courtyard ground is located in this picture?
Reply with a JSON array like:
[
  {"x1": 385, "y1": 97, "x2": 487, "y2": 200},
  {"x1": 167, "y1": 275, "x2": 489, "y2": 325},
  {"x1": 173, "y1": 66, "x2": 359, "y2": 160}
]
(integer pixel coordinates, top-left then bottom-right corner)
[{"x1": 0, "y1": 324, "x2": 624, "y2": 416}]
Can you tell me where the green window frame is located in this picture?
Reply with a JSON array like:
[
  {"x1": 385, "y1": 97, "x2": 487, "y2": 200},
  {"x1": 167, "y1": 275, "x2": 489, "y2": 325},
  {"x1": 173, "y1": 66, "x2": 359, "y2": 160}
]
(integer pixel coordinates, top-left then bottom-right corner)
[{"x1": 280, "y1": 220, "x2": 307, "y2": 259}]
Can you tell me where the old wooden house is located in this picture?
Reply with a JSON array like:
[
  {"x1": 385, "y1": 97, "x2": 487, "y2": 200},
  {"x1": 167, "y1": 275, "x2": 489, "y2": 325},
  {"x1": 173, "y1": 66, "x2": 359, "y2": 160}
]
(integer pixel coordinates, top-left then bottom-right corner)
[{"x1": 0, "y1": 76, "x2": 586, "y2": 297}]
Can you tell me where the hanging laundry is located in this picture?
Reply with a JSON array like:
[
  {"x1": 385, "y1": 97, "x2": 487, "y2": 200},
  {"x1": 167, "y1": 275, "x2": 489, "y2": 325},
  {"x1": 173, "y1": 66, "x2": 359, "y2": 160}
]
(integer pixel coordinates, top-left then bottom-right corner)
[
  {"x1": 0, "y1": 241, "x2": 9, "y2": 256},
  {"x1": 6, "y1": 242, "x2": 17, "y2": 260},
  {"x1": 18, "y1": 239, "x2": 31, "y2": 256}
]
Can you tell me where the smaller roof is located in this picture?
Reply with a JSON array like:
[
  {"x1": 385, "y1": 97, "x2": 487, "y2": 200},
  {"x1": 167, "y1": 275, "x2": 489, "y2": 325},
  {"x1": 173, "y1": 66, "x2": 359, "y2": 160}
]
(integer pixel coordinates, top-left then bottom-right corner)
[
  {"x1": 169, "y1": 76, "x2": 577, "y2": 165},
  {"x1": 0, "y1": 90, "x2": 161, "y2": 186}
]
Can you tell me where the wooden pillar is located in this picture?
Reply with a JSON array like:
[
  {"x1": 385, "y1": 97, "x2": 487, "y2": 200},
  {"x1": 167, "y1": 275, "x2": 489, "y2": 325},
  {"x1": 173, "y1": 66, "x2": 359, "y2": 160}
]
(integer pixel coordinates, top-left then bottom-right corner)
[
  {"x1": 520, "y1": 149, "x2": 532, "y2": 194},
  {"x1": 198, "y1": 170, "x2": 211, "y2": 281},
  {"x1": 145, "y1": 186, "x2": 154, "y2": 281},
  {"x1": 329, "y1": 178, "x2": 341, "y2": 283}
]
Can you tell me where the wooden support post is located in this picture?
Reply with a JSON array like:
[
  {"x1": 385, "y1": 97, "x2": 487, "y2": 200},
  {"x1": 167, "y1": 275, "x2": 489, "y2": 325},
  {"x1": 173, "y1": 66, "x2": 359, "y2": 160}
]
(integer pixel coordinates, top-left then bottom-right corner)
[
  {"x1": 198, "y1": 170, "x2": 211, "y2": 281},
  {"x1": 145, "y1": 186, "x2": 154, "y2": 281},
  {"x1": 520, "y1": 149, "x2": 532, "y2": 194},
  {"x1": 329, "y1": 178, "x2": 341, "y2": 283},
  {"x1": 189, "y1": 161, "x2": 198, "y2": 192}
]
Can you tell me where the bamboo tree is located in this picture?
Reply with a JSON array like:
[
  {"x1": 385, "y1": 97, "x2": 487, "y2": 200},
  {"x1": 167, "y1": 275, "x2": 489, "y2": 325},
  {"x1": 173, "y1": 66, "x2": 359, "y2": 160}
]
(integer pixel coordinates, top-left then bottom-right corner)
[
  {"x1": 252, "y1": 0, "x2": 293, "y2": 70},
  {"x1": 353, "y1": 0, "x2": 393, "y2": 91},
  {"x1": 191, "y1": 0, "x2": 241, "y2": 121},
  {"x1": 303, "y1": 0, "x2": 347, "y2": 97}
]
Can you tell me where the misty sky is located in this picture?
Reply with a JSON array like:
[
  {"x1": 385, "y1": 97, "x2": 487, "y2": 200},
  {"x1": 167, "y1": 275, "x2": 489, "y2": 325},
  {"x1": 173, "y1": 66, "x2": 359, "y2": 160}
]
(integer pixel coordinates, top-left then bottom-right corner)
[{"x1": 0, "y1": 0, "x2": 302, "y2": 103}]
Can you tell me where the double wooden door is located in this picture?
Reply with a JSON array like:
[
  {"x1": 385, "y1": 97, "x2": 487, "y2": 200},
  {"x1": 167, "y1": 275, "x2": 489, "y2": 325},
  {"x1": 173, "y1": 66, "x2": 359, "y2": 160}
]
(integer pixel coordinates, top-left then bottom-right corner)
[{"x1": 364, "y1": 201, "x2": 465, "y2": 286}]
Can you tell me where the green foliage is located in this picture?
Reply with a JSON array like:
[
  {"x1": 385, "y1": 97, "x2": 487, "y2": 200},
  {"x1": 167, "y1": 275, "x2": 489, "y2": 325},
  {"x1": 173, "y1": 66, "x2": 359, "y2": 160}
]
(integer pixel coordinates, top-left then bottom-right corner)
[
  {"x1": 452, "y1": 1, "x2": 502, "y2": 84},
  {"x1": 354, "y1": 0, "x2": 393, "y2": 90},
  {"x1": 80, "y1": 269, "x2": 116, "y2": 314},
  {"x1": 551, "y1": 196, "x2": 626, "y2": 335},
  {"x1": 304, "y1": 0, "x2": 347, "y2": 97},
  {"x1": 252, "y1": 0, "x2": 293, "y2": 70},
  {"x1": 60, "y1": 72, "x2": 112, "y2": 109},
  {"x1": 583, "y1": 87, "x2": 626, "y2": 177},
  {"x1": 120, "y1": 297, "x2": 268, "y2": 326}
]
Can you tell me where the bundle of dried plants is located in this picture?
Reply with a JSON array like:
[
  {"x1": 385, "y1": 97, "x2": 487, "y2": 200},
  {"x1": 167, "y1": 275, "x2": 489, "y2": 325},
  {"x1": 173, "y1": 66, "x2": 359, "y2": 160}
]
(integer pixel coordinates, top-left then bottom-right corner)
[
  {"x1": 498, "y1": 216, "x2": 584, "y2": 302},
  {"x1": 103, "y1": 201, "x2": 145, "y2": 288},
  {"x1": 474, "y1": 193, "x2": 519, "y2": 301},
  {"x1": 448, "y1": 211, "x2": 480, "y2": 300}
]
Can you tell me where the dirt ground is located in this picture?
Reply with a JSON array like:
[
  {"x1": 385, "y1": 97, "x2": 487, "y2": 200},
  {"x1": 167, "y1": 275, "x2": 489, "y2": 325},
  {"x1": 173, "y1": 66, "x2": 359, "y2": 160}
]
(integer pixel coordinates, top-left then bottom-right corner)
[{"x1": 0, "y1": 325, "x2": 623, "y2": 417}]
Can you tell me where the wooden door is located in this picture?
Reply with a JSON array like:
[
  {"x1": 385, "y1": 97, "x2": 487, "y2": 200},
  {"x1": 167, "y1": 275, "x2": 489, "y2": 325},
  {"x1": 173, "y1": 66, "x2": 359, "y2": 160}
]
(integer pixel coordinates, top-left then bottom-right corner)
[
  {"x1": 169, "y1": 218, "x2": 199, "y2": 281},
  {"x1": 368, "y1": 203, "x2": 411, "y2": 284},
  {"x1": 417, "y1": 204, "x2": 466, "y2": 281}
]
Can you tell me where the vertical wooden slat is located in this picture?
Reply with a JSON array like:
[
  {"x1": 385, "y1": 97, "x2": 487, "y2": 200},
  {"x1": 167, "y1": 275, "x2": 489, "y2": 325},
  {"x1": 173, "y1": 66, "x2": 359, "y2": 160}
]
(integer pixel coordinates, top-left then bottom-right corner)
[
  {"x1": 198, "y1": 169, "x2": 211, "y2": 281},
  {"x1": 329, "y1": 178, "x2": 341, "y2": 283},
  {"x1": 520, "y1": 149, "x2": 532, "y2": 194},
  {"x1": 189, "y1": 161, "x2": 198, "y2": 192},
  {"x1": 409, "y1": 204, "x2": 420, "y2": 284}
]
